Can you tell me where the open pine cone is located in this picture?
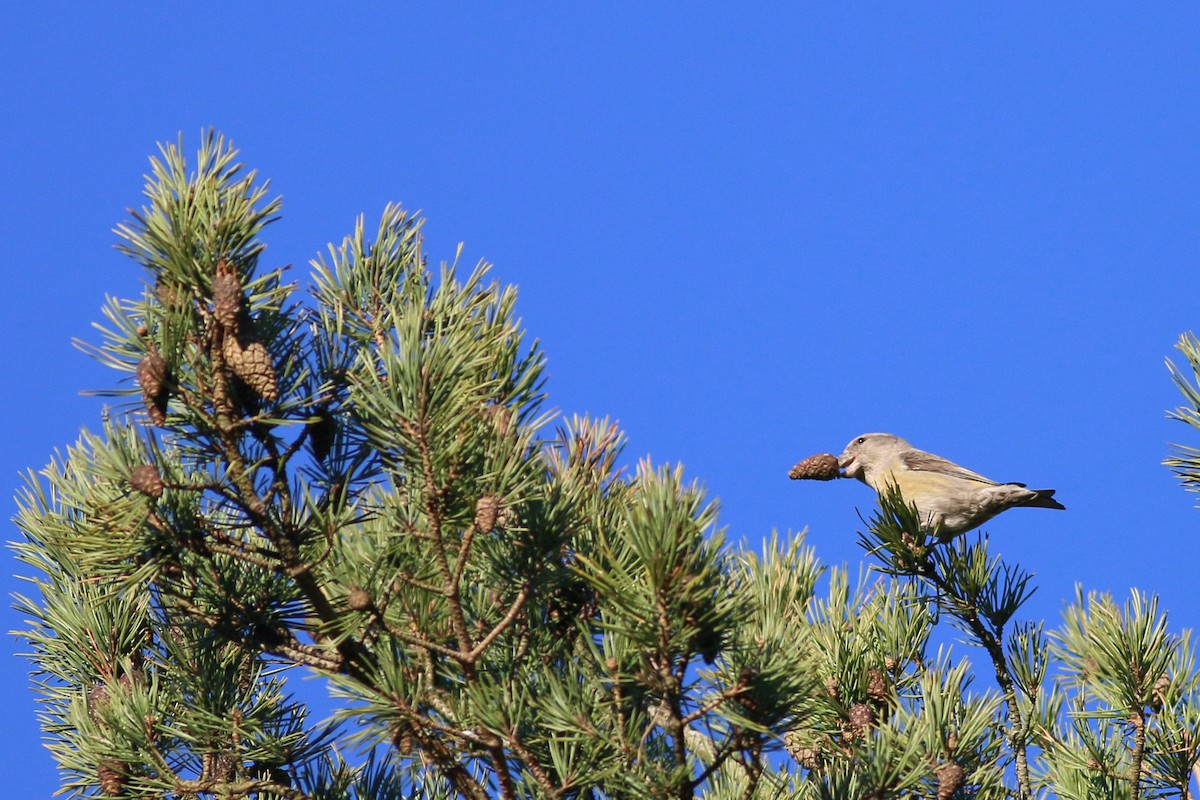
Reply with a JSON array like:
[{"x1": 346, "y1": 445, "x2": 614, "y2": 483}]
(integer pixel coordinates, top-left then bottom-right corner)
[
  {"x1": 788, "y1": 452, "x2": 841, "y2": 481},
  {"x1": 224, "y1": 336, "x2": 279, "y2": 401}
]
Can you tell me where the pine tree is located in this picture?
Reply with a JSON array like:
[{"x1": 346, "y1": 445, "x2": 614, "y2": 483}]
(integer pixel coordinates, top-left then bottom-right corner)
[{"x1": 13, "y1": 131, "x2": 1200, "y2": 799}]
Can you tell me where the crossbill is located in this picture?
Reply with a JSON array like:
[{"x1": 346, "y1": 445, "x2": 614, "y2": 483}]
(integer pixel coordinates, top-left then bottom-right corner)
[{"x1": 838, "y1": 433, "x2": 1064, "y2": 537}]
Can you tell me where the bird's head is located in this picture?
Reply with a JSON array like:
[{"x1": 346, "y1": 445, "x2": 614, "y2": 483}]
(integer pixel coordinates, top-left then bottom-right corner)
[{"x1": 838, "y1": 433, "x2": 909, "y2": 481}]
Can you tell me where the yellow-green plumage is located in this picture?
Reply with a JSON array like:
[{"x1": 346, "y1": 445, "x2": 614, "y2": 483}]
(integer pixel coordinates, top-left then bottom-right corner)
[{"x1": 838, "y1": 433, "x2": 1064, "y2": 538}]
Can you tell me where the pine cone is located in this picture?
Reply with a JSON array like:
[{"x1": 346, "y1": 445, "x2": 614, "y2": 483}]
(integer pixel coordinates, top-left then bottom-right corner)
[
  {"x1": 393, "y1": 723, "x2": 414, "y2": 755},
  {"x1": 475, "y1": 495, "x2": 502, "y2": 531},
  {"x1": 98, "y1": 761, "x2": 125, "y2": 796},
  {"x1": 788, "y1": 452, "x2": 841, "y2": 481},
  {"x1": 1152, "y1": 673, "x2": 1171, "y2": 712},
  {"x1": 137, "y1": 352, "x2": 169, "y2": 425},
  {"x1": 847, "y1": 702, "x2": 876, "y2": 737},
  {"x1": 128, "y1": 464, "x2": 164, "y2": 499},
  {"x1": 867, "y1": 668, "x2": 889, "y2": 705},
  {"x1": 211, "y1": 271, "x2": 242, "y2": 333},
  {"x1": 224, "y1": 337, "x2": 278, "y2": 401},
  {"x1": 347, "y1": 586, "x2": 372, "y2": 612},
  {"x1": 937, "y1": 761, "x2": 965, "y2": 800},
  {"x1": 783, "y1": 730, "x2": 823, "y2": 770},
  {"x1": 155, "y1": 277, "x2": 178, "y2": 307},
  {"x1": 87, "y1": 682, "x2": 110, "y2": 723}
]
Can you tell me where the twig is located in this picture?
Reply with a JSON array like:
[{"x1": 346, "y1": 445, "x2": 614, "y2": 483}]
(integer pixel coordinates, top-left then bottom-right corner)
[
  {"x1": 920, "y1": 559, "x2": 1031, "y2": 800},
  {"x1": 381, "y1": 621, "x2": 464, "y2": 661},
  {"x1": 467, "y1": 585, "x2": 530, "y2": 663},
  {"x1": 504, "y1": 729, "x2": 561, "y2": 800},
  {"x1": 1129, "y1": 710, "x2": 1146, "y2": 800},
  {"x1": 415, "y1": 416, "x2": 475, "y2": 657}
]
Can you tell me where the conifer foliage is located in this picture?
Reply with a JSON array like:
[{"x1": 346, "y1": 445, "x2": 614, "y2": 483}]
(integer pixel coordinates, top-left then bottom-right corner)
[{"x1": 13, "y1": 132, "x2": 1200, "y2": 799}]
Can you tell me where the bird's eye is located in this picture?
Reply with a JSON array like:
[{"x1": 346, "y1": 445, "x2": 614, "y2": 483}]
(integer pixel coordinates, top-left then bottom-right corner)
[{"x1": 856, "y1": 437, "x2": 865, "y2": 445}]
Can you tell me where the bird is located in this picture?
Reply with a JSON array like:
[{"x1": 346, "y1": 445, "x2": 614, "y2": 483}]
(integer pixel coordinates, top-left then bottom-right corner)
[{"x1": 837, "y1": 433, "x2": 1064, "y2": 538}]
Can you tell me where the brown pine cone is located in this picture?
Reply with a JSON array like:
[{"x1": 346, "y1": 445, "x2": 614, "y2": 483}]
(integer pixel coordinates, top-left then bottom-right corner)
[
  {"x1": 137, "y1": 352, "x2": 166, "y2": 398},
  {"x1": 137, "y1": 352, "x2": 169, "y2": 425},
  {"x1": 867, "y1": 668, "x2": 890, "y2": 705},
  {"x1": 211, "y1": 271, "x2": 242, "y2": 333},
  {"x1": 783, "y1": 730, "x2": 824, "y2": 771},
  {"x1": 847, "y1": 702, "x2": 876, "y2": 737},
  {"x1": 224, "y1": 337, "x2": 279, "y2": 401},
  {"x1": 937, "y1": 761, "x2": 966, "y2": 800},
  {"x1": 155, "y1": 277, "x2": 178, "y2": 307},
  {"x1": 1152, "y1": 673, "x2": 1171, "y2": 712},
  {"x1": 347, "y1": 586, "x2": 372, "y2": 612},
  {"x1": 475, "y1": 495, "x2": 503, "y2": 531},
  {"x1": 98, "y1": 761, "x2": 125, "y2": 796},
  {"x1": 86, "y1": 682, "x2": 111, "y2": 723},
  {"x1": 128, "y1": 465, "x2": 164, "y2": 499},
  {"x1": 393, "y1": 723, "x2": 415, "y2": 755},
  {"x1": 788, "y1": 452, "x2": 841, "y2": 481}
]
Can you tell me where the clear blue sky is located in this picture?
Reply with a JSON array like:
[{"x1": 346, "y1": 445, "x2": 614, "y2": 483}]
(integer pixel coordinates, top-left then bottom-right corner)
[{"x1": 3, "y1": 5, "x2": 1198, "y2": 795}]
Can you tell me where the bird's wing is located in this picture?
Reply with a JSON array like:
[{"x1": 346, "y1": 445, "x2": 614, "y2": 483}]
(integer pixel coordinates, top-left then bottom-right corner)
[{"x1": 900, "y1": 449, "x2": 997, "y2": 484}]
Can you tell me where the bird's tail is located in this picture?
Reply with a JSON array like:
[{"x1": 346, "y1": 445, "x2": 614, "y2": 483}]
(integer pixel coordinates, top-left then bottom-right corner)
[{"x1": 1023, "y1": 489, "x2": 1065, "y2": 510}]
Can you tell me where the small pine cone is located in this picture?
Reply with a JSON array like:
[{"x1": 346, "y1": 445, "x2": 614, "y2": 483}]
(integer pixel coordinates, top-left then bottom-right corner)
[
  {"x1": 137, "y1": 351, "x2": 167, "y2": 399},
  {"x1": 224, "y1": 337, "x2": 278, "y2": 401},
  {"x1": 884, "y1": 655, "x2": 899, "y2": 672},
  {"x1": 475, "y1": 495, "x2": 502, "y2": 531},
  {"x1": 155, "y1": 277, "x2": 178, "y2": 307},
  {"x1": 936, "y1": 761, "x2": 966, "y2": 800},
  {"x1": 137, "y1": 352, "x2": 169, "y2": 425},
  {"x1": 1152, "y1": 673, "x2": 1171, "y2": 712},
  {"x1": 394, "y1": 723, "x2": 414, "y2": 755},
  {"x1": 98, "y1": 761, "x2": 125, "y2": 796},
  {"x1": 128, "y1": 464, "x2": 164, "y2": 499},
  {"x1": 847, "y1": 703, "x2": 876, "y2": 737},
  {"x1": 825, "y1": 675, "x2": 841, "y2": 702},
  {"x1": 87, "y1": 682, "x2": 110, "y2": 723},
  {"x1": 347, "y1": 586, "x2": 372, "y2": 612},
  {"x1": 783, "y1": 731, "x2": 823, "y2": 771},
  {"x1": 867, "y1": 668, "x2": 889, "y2": 705},
  {"x1": 788, "y1": 453, "x2": 841, "y2": 481},
  {"x1": 211, "y1": 271, "x2": 242, "y2": 333}
]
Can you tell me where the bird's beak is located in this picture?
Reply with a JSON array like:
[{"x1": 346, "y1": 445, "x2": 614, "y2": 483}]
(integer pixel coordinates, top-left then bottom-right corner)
[{"x1": 837, "y1": 451, "x2": 856, "y2": 478}]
